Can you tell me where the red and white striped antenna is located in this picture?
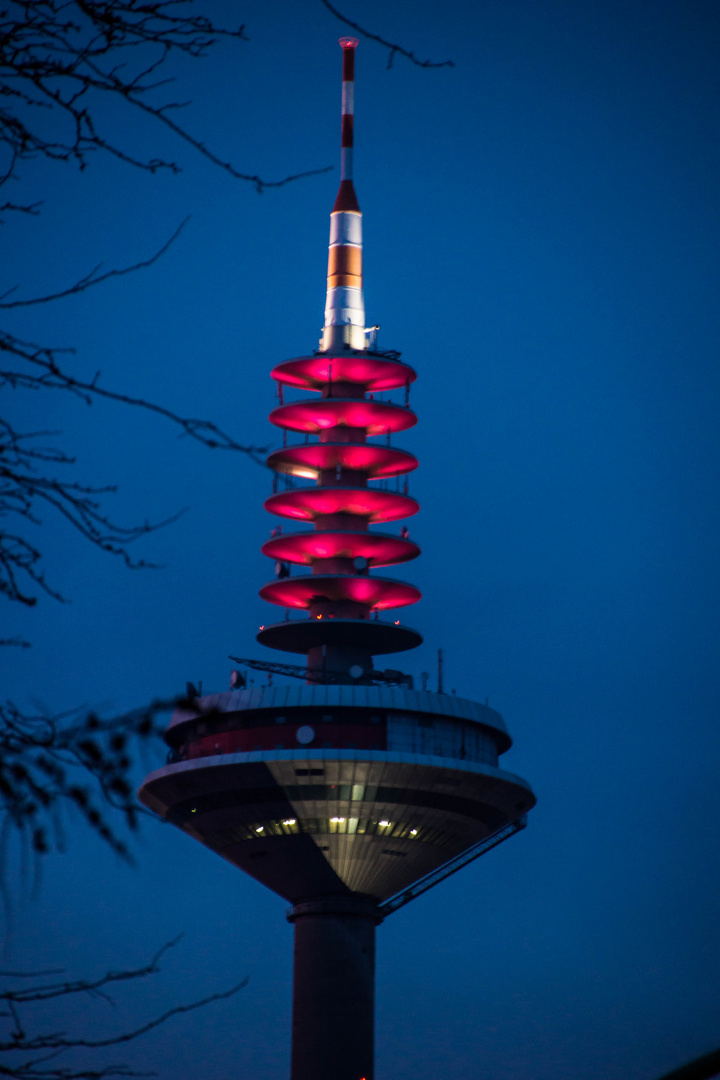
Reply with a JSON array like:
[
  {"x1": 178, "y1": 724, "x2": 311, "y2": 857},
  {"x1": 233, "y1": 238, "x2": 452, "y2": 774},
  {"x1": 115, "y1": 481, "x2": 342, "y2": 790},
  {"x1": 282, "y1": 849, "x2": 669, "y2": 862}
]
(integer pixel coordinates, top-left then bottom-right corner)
[
  {"x1": 339, "y1": 36, "x2": 359, "y2": 189},
  {"x1": 321, "y1": 37, "x2": 366, "y2": 352}
]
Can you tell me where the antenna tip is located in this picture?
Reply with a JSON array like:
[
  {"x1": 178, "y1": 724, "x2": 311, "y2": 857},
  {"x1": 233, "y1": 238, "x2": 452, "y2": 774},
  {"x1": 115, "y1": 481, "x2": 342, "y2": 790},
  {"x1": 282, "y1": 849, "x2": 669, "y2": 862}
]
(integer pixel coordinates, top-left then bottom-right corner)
[{"x1": 339, "y1": 37, "x2": 359, "y2": 49}]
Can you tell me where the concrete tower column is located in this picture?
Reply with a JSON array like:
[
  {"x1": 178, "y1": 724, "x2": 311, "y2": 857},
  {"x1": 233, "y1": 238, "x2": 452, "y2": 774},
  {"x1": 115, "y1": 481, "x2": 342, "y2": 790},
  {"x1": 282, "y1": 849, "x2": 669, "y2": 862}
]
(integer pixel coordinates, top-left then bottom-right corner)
[{"x1": 288, "y1": 897, "x2": 382, "y2": 1080}]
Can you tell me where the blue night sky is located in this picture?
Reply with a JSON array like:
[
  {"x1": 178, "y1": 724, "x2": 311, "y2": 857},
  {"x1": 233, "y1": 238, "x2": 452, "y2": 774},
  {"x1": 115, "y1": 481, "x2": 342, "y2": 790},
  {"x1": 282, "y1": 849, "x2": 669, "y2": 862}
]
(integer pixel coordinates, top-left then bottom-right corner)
[{"x1": 3, "y1": 1, "x2": 720, "y2": 1077}]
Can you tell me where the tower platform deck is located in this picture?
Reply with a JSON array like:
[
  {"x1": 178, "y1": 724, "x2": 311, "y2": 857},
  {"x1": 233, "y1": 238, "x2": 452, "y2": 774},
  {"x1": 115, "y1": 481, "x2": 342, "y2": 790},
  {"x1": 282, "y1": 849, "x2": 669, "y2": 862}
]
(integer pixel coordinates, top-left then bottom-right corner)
[
  {"x1": 267, "y1": 442, "x2": 418, "y2": 481},
  {"x1": 270, "y1": 398, "x2": 417, "y2": 436},
  {"x1": 261, "y1": 529, "x2": 419, "y2": 567},
  {"x1": 265, "y1": 485, "x2": 419, "y2": 522},
  {"x1": 256, "y1": 617, "x2": 422, "y2": 655},
  {"x1": 272, "y1": 352, "x2": 416, "y2": 391}
]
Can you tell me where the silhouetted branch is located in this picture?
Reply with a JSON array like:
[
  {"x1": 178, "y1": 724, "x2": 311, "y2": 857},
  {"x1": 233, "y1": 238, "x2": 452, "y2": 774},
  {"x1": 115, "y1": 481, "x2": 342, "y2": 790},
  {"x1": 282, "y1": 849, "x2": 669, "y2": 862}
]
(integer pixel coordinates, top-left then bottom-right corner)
[
  {"x1": 0, "y1": 0, "x2": 325, "y2": 196},
  {"x1": 0, "y1": 328, "x2": 267, "y2": 459},
  {"x1": 0, "y1": 417, "x2": 188, "y2": 607},
  {"x1": 319, "y1": 0, "x2": 455, "y2": 69},
  {"x1": 0, "y1": 365, "x2": 266, "y2": 605},
  {"x1": 0, "y1": 697, "x2": 176, "y2": 868},
  {"x1": 105, "y1": 86, "x2": 332, "y2": 191},
  {"x1": 0, "y1": 220, "x2": 192, "y2": 308},
  {"x1": 0, "y1": 311, "x2": 266, "y2": 608},
  {"x1": 0, "y1": 938, "x2": 248, "y2": 1078},
  {"x1": 0, "y1": 691, "x2": 228, "y2": 880},
  {"x1": 0, "y1": 3, "x2": 320, "y2": 613}
]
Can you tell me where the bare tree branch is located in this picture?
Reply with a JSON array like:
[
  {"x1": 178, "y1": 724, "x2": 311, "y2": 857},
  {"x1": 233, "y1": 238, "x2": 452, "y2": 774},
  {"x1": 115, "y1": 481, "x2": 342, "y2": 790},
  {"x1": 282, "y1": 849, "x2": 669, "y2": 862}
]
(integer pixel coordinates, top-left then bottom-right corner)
[
  {"x1": 319, "y1": 0, "x2": 455, "y2": 69},
  {"x1": 1, "y1": 2, "x2": 294, "y2": 618},
  {"x1": 0, "y1": 1, "x2": 328, "y2": 195},
  {"x1": 2, "y1": 938, "x2": 182, "y2": 1005},
  {"x1": 1, "y1": 290, "x2": 266, "y2": 608},
  {"x1": 0, "y1": 330, "x2": 268, "y2": 458},
  {"x1": 0, "y1": 939, "x2": 247, "y2": 1078},
  {"x1": 0, "y1": 692, "x2": 227, "y2": 879},
  {"x1": 0, "y1": 417, "x2": 190, "y2": 607},
  {"x1": 0, "y1": 359, "x2": 267, "y2": 607},
  {"x1": 0, "y1": 697, "x2": 176, "y2": 869},
  {"x1": 0, "y1": 220, "x2": 192, "y2": 308}
]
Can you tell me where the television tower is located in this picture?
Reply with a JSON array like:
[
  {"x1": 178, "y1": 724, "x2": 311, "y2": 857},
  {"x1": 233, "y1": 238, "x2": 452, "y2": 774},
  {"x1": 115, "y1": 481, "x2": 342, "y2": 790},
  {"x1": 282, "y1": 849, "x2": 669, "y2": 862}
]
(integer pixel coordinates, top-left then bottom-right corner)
[{"x1": 139, "y1": 38, "x2": 535, "y2": 1080}]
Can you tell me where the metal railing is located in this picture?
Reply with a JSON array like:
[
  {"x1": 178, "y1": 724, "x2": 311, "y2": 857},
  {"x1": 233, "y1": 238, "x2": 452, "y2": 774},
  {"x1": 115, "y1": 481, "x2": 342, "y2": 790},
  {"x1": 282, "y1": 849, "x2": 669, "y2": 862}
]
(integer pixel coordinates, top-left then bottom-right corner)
[{"x1": 229, "y1": 655, "x2": 414, "y2": 689}]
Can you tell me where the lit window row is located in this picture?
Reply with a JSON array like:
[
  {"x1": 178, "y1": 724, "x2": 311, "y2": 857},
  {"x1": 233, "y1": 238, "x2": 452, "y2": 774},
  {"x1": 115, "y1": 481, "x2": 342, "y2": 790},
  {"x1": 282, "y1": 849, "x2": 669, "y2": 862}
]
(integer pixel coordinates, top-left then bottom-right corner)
[{"x1": 201, "y1": 817, "x2": 461, "y2": 851}]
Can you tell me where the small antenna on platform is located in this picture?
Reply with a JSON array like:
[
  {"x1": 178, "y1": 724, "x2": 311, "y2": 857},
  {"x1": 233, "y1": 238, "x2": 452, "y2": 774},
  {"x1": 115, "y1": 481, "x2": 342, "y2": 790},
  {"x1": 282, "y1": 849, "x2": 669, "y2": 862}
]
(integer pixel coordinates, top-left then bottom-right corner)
[
  {"x1": 230, "y1": 669, "x2": 247, "y2": 690},
  {"x1": 437, "y1": 648, "x2": 443, "y2": 694}
]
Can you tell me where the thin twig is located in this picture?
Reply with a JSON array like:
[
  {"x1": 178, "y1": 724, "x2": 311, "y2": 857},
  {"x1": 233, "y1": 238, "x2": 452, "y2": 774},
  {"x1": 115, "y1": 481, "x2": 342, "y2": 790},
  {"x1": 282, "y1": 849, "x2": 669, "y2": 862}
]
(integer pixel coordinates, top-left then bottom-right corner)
[
  {"x1": 0, "y1": 221, "x2": 190, "y2": 309},
  {"x1": 319, "y1": 0, "x2": 455, "y2": 68}
]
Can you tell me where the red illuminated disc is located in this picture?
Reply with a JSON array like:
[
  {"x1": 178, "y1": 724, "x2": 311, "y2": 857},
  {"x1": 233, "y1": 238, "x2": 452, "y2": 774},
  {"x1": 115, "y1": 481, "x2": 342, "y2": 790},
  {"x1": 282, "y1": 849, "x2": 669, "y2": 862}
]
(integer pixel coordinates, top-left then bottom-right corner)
[
  {"x1": 270, "y1": 399, "x2": 417, "y2": 436},
  {"x1": 259, "y1": 574, "x2": 421, "y2": 610},
  {"x1": 271, "y1": 354, "x2": 417, "y2": 391},
  {"x1": 265, "y1": 486, "x2": 419, "y2": 523},
  {"x1": 267, "y1": 442, "x2": 418, "y2": 481},
  {"x1": 262, "y1": 530, "x2": 419, "y2": 567}
]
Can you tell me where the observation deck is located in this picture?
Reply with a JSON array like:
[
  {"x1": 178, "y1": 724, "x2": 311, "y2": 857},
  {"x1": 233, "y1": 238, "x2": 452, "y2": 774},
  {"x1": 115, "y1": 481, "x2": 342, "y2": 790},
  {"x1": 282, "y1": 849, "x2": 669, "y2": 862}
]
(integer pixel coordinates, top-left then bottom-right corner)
[{"x1": 139, "y1": 686, "x2": 535, "y2": 905}]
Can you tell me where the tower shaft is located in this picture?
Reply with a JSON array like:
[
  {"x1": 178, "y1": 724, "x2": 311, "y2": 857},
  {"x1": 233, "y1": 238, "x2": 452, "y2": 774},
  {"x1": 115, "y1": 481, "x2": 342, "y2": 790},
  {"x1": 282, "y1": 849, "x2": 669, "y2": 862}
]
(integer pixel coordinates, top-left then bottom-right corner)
[{"x1": 289, "y1": 898, "x2": 380, "y2": 1080}]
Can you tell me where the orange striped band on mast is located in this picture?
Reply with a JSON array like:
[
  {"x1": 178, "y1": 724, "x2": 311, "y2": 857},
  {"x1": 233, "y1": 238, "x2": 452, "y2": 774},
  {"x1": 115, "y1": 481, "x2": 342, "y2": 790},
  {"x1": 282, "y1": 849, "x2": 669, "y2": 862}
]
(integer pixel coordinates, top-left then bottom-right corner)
[{"x1": 327, "y1": 244, "x2": 362, "y2": 290}]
